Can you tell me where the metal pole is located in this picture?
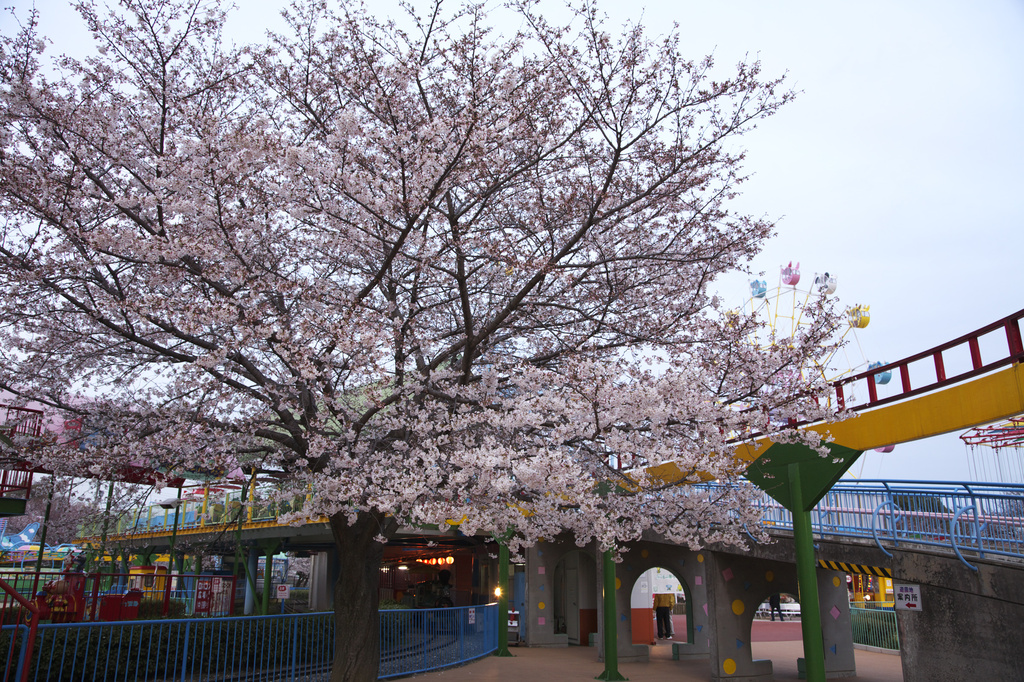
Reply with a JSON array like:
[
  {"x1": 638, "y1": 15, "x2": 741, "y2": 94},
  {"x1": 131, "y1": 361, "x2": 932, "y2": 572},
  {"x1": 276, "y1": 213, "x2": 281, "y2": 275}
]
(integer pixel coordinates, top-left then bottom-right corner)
[
  {"x1": 168, "y1": 486, "x2": 183, "y2": 572},
  {"x1": 32, "y1": 477, "x2": 55, "y2": 577},
  {"x1": 260, "y1": 541, "x2": 280, "y2": 615},
  {"x1": 495, "y1": 542, "x2": 513, "y2": 656},
  {"x1": 789, "y1": 462, "x2": 825, "y2": 682},
  {"x1": 596, "y1": 549, "x2": 627, "y2": 681},
  {"x1": 96, "y1": 480, "x2": 115, "y2": 573}
]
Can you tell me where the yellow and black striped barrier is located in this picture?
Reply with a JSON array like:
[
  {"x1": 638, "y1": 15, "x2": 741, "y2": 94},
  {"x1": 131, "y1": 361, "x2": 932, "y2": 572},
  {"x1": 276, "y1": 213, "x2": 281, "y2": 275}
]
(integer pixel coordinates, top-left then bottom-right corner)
[{"x1": 817, "y1": 559, "x2": 891, "y2": 578}]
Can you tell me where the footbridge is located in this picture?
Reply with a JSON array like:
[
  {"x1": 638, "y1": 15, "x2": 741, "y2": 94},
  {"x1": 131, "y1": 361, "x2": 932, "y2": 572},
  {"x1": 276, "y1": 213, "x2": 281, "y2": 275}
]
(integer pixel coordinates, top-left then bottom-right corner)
[
  {"x1": 68, "y1": 309, "x2": 1024, "y2": 682},
  {"x1": 624, "y1": 308, "x2": 1024, "y2": 682}
]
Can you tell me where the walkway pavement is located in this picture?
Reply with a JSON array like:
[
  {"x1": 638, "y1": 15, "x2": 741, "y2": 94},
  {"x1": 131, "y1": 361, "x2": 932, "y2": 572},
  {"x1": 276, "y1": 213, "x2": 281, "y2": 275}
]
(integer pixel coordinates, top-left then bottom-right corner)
[{"x1": 411, "y1": 621, "x2": 903, "y2": 681}]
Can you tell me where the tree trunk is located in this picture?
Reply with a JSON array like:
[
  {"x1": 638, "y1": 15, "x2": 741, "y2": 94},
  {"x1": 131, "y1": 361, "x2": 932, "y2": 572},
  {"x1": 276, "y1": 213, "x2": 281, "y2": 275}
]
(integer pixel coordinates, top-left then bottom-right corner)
[{"x1": 329, "y1": 510, "x2": 398, "y2": 682}]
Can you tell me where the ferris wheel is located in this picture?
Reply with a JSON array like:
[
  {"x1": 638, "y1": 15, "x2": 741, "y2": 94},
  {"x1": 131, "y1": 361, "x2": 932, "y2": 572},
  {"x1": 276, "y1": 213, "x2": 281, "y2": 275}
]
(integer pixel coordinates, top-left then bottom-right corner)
[{"x1": 744, "y1": 261, "x2": 891, "y2": 408}]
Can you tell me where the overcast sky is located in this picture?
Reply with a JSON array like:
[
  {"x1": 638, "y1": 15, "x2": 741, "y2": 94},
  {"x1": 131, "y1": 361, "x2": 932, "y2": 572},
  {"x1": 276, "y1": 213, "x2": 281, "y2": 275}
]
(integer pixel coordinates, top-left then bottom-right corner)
[{"x1": 5, "y1": 0, "x2": 1023, "y2": 483}]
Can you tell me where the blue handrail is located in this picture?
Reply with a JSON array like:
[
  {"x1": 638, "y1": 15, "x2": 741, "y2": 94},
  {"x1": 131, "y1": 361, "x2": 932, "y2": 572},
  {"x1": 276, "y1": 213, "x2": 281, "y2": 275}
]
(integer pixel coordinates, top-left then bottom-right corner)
[{"x1": 748, "y1": 479, "x2": 1024, "y2": 569}]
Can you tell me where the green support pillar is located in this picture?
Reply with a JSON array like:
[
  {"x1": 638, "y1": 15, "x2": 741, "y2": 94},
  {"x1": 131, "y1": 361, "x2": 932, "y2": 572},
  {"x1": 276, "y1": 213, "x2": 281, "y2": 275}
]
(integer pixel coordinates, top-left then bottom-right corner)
[
  {"x1": 33, "y1": 480, "x2": 55, "y2": 576},
  {"x1": 95, "y1": 480, "x2": 115, "y2": 573},
  {"x1": 789, "y1": 462, "x2": 825, "y2": 682},
  {"x1": 596, "y1": 550, "x2": 627, "y2": 681},
  {"x1": 494, "y1": 542, "x2": 514, "y2": 657},
  {"x1": 167, "y1": 486, "x2": 183, "y2": 576},
  {"x1": 259, "y1": 539, "x2": 281, "y2": 615}
]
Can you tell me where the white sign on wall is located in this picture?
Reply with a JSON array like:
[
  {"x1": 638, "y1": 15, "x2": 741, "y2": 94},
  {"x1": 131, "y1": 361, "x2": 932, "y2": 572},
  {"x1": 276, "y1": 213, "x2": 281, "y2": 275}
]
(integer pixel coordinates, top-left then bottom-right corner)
[{"x1": 893, "y1": 584, "x2": 922, "y2": 611}]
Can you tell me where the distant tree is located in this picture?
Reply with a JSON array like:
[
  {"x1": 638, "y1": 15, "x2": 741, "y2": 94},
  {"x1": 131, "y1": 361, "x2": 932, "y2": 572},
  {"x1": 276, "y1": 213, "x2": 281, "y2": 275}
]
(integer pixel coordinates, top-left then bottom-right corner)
[
  {"x1": 0, "y1": 1, "x2": 840, "y2": 679},
  {"x1": 19, "y1": 475, "x2": 97, "y2": 547}
]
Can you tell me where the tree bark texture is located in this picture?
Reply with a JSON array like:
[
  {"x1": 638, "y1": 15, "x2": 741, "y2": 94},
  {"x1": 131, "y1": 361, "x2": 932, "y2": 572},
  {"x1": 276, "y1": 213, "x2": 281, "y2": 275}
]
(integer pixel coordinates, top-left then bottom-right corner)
[{"x1": 329, "y1": 510, "x2": 399, "y2": 682}]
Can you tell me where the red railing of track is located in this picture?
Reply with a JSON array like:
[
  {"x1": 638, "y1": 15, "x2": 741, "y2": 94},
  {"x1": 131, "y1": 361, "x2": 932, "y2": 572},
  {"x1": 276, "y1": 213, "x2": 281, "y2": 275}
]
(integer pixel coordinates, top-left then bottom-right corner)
[
  {"x1": 0, "y1": 405, "x2": 44, "y2": 501},
  {"x1": 0, "y1": 469, "x2": 33, "y2": 502},
  {"x1": 833, "y1": 308, "x2": 1024, "y2": 412},
  {"x1": 0, "y1": 405, "x2": 43, "y2": 440}
]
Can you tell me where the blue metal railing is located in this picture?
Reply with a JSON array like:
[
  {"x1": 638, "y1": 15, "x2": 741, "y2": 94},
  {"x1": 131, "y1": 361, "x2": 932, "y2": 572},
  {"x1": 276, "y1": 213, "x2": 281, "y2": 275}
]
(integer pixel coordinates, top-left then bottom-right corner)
[
  {"x1": 753, "y1": 479, "x2": 1024, "y2": 569},
  {"x1": 1, "y1": 604, "x2": 497, "y2": 682},
  {"x1": 378, "y1": 605, "x2": 497, "y2": 678}
]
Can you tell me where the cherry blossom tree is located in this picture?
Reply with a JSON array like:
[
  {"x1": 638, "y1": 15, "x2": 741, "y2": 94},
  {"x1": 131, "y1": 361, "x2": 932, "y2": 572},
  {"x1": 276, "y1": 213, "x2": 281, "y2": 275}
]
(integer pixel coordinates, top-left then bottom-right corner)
[
  {"x1": 0, "y1": 1, "x2": 841, "y2": 679},
  {"x1": 17, "y1": 475, "x2": 94, "y2": 547}
]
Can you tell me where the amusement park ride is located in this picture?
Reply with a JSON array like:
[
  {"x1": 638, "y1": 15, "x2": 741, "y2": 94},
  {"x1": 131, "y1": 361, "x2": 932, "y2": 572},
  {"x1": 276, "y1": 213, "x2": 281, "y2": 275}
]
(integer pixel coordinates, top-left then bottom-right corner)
[
  {"x1": 961, "y1": 417, "x2": 1024, "y2": 483},
  {"x1": 0, "y1": 262, "x2": 1021, "y2": 682},
  {"x1": 0, "y1": 405, "x2": 43, "y2": 518},
  {"x1": 746, "y1": 261, "x2": 891, "y2": 404}
]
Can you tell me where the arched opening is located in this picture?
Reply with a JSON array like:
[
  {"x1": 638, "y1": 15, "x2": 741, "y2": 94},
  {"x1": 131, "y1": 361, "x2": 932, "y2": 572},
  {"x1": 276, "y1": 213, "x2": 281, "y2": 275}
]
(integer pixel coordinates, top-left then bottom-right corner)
[
  {"x1": 551, "y1": 550, "x2": 598, "y2": 645},
  {"x1": 630, "y1": 566, "x2": 691, "y2": 645},
  {"x1": 756, "y1": 590, "x2": 801, "y2": 622}
]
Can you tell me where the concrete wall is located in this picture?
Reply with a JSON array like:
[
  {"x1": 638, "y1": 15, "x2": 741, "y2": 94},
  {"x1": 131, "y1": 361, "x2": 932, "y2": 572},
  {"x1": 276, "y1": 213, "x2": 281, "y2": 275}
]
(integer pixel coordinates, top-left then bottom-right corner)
[
  {"x1": 522, "y1": 540, "x2": 573, "y2": 647},
  {"x1": 612, "y1": 539, "x2": 711, "y2": 661},
  {"x1": 520, "y1": 530, "x2": 1024, "y2": 680},
  {"x1": 705, "y1": 552, "x2": 795, "y2": 681},
  {"x1": 308, "y1": 549, "x2": 338, "y2": 611},
  {"x1": 890, "y1": 550, "x2": 1024, "y2": 682},
  {"x1": 705, "y1": 551, "x2": 855, "y2": 681}
]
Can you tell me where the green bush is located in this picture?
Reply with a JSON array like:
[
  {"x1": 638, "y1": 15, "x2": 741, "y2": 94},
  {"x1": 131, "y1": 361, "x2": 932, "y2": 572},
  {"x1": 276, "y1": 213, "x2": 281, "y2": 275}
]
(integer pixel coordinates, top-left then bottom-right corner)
[{"x1": 136, "y1": 598, "x2": 187, "y2": 620}]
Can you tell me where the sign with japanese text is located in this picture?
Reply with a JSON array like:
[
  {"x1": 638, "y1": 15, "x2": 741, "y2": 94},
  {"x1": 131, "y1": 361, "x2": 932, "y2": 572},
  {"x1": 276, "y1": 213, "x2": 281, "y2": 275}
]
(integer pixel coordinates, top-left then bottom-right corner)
[
  {"x1": 194, "y1": 577, "x2": 214, "y2": 615},
  {"x1": 894, "y1": 583, "x2": 922, "y2": 611},
  {"x1": 275, "y1": 584, "x2": 291, "y2": 600}
]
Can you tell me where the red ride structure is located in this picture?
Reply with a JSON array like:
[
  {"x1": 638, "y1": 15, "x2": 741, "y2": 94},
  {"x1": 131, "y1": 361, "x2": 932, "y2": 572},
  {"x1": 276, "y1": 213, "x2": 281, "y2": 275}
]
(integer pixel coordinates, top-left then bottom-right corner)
[
  {"x1": 0, "y1": 405, "x2": 44, "y2": 517},
  {"x1": 961, "y1": 416, "x2": 1024, "y2": 483},
  {"x1": 961, "y1": 417, "x2": 1024, "y2": 450}
]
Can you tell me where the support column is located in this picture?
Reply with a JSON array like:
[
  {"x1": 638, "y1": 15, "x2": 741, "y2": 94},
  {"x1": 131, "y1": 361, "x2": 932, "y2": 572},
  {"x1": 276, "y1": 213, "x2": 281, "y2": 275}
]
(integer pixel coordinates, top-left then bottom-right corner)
[
  {"x1": 789, "y1": 462, "x2": 825, "y2": 682},
  {"x1": 95, "y1": 480, "x2": 115, "y2": 573},
  {"x1": 33, "y1": 478, "x2": 55, "y2": 576},
  {"x1": 260, "y1": 541, "x2": 281, "y2": 615},
  {"x1": 596, "y1": 550, "x2": 627, "y2": 681},
  {"x1": 817, "y1": 569, "x2": 856, "y2": 677},
  {"x1": 495, "y1": 542, "x2": 513, "y2": 657},
  {"x1": 244, "y1": 548, "x2": 258, "y2": 615}
]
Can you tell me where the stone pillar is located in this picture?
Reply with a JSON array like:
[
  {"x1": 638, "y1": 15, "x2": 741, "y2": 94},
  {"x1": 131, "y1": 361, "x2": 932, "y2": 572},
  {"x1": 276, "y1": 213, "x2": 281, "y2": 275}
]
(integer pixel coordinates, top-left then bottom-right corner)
[
  {"x1": 523, "y1": 542, "x2": 567, "y2": 647},
  {"x1": 614, "y1": 542, "x2": 710, "y2": 659},
  {"x1": 817, "y1": 569, "x2": 856, "y2": 678},
  {"x1": 706, "y1": 552, "x2": 775, "y2": 681},
  {"x1": 243, "y1": 548, "x2": 258, "y2": 615},
  {"x1": 309, "y1": 550, "x2": 334, "y2": 612}
]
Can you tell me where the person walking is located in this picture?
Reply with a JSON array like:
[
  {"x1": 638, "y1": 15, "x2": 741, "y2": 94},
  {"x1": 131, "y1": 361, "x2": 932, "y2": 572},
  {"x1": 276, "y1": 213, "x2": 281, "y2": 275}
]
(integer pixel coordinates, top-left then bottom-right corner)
[
  {"x1": 769, "y1": 593, "x2": 785, "y2": 622},
  {"x1": 654, "y1": 593, "x2": 675, "y2": 639}
]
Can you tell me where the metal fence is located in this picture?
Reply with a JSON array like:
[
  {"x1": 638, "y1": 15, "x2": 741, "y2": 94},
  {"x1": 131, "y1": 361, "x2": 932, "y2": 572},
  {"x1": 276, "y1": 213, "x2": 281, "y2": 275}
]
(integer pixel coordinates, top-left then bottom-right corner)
[
  {"x1": 379, "y1": 605, "x2": 497, "y2": 678},
  {"x1": 0, "y1": 571, "x2": 238, "y2": 627},
  {"x1": 2, "y1": 604, "x2": 497, "y2": 682},
  {"x1": 754, "y1": 479, "x2": 1024, "y2": 569},
  {"x1": 850, "y1": 602, "x2": 899, "y2": 651}
]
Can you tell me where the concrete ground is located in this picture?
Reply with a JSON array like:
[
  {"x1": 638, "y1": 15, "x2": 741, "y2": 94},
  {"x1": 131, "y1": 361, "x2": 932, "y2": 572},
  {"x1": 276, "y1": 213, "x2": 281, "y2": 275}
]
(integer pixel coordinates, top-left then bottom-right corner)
[{"x1": 411, "y1": 621, "x2": 903, "y2": 681}]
